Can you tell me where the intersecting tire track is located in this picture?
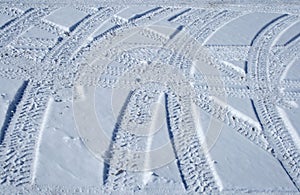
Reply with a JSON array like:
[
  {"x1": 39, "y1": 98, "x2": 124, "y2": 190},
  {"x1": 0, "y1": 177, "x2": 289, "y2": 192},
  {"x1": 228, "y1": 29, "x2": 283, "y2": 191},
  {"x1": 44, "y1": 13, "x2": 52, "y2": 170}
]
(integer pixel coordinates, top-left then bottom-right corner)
[
  {"x1": 101, "y1": 9, "x2": 259, "y2": 193},
  {"x1": 82, "y1": 8, "x2": 272, "y2": 193},
  {"x1": 72, "y1": 7, "x2": 191, "y2": 192},
  {"x1": 0, "y1": 6, "x2": 120, "y2": 189},
  {"x1": 41, "y1": 7, "x2": 114, "y2": 64},
  {"x1": 0, "y1": 3, "x2": 299, "y2": 194},
  {"x1": 0, "y1": 7, "x2": 55, "y2": 49},
  {"x1": 247, "y1": 14, "x2": 300, "y2": 191},
  {"x1": 166, "y1": 9, "x2": 270, "y2": 154}
]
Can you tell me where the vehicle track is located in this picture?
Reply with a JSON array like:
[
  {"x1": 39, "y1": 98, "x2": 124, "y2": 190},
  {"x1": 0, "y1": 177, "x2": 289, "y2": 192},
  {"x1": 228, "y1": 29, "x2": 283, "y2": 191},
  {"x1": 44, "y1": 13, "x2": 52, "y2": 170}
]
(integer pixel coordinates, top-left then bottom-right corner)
[
  {"x1": 195, "y1": 10, "x2": 242, "y2": 44},
  {"x1": 165, "y1": 92, "x2": 219, "y2": 193},
  {"x1": 97, "y1": 10, "x2": 267, "y2": 192},
  {"x1": 0, "y1": 3, "x2": 299, "y2": 193},
  {"x1": 103, "y1": 87, "x2": 169, "y2": 191},
  {"x1": 0, "y1": 6, "x2": 121, "y2": 189},
  {"x1": 41, "y1": 7, "x2": 114, "y2": 64},
  {"x1": 0, "y1": 81, "x2": 28, "y2": 145},
  {"x1": 0, "y1": 7, "x2": 25, "y2": 31},
  {"x1": 0, "y1": 8, "x2": 33, "y2": 32},
  {"x1": 270, "y1": 37, "x2": 300, "y2": 107},
  {"x1": 86, "y1": 9, "x2": 220, "y2": 191},
  {"x1": 81, "y1": 10, "x2": 274, "y2": 193},
  {"x1": 102, "y1": 90, "x2": 139, "y2": 192},
  {"x1": 47, "y1": 6, "x2": 174, "y2": 88},
  {"x1": 0, "y1": 7, "x2": 56, "y2": 49},
  {"x1": 281, "y1": 80, "x2": 300, "y2": 89},
  {"x1": 247, "y1": 14, "x2": 300, "y2": 191},
  {"x1": 0, "y1": 81, "x2": 51, "y2": 187},
  {"x1": 165, "y1": 10, "x2": 270, "y2": 154},
  {"x1": 72, "y1": 7, "x2": 192, "y2": 192},
  {"x1": 270, "y1": 38, "x2": 300, "y2": 86},
  {"x1": 174, "y1": 9, "x2": 246, "y2": 80}
]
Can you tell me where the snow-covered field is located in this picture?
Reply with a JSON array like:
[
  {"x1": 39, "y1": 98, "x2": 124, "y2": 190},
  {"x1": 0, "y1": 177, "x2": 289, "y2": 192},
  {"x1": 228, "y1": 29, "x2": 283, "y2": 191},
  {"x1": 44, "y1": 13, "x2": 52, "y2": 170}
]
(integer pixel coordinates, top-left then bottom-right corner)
[{"x1": 0, "y1": 1, "x2": 300, "y2": 194}]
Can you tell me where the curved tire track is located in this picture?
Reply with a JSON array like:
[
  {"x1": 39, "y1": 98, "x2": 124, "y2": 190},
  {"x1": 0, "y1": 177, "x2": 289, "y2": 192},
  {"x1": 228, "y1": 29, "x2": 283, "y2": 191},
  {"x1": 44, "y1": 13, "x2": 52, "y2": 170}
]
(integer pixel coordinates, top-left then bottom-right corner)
[{"x1": 247, "y1": 14, "x2": 300, "y2": 191}]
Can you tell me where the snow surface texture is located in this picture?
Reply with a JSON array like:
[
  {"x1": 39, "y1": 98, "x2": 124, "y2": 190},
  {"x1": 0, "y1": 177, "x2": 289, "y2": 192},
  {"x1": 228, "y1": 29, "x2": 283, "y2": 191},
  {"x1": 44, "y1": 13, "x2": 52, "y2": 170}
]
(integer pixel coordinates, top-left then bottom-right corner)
[{"x1": 0, "y1": 1, "x2": 300, "y2": 194}]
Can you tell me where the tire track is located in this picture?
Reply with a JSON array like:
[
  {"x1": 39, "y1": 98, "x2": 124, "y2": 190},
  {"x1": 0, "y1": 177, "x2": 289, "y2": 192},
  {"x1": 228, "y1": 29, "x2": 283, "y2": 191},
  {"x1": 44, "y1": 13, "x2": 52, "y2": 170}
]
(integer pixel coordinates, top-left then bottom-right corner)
[
  {"x1": 193, "y1": 93, "x2": 270, "y2": 152},
  {"x1": 165, "y1": 93, "x2": 219, "y2": 193},
  {"x1": 0, "y1": 8, "x2": 33, "y2": 32},
  {"x1": 73, "y1": 6, "x2": 179, "y2": 85},
  {"x1": 1, "y1": 3, "x2": 296, "y2": 192},
  {"x1": 271, "y1": 38, "x2": 300, "y2": 86},
  {"x1": 43, "y1": 6, "x2": 171, "y2": 87},
  {"x1": 164, "y1": 9, "x2": 271, "y2": 176},
  {"x1": 76, "y1": 8, "x2": 180, "y2": 192},
  {"x1": 41, "y1": 7, "x2": 114, "y2": 64},
  {"x1": 197, "y1": 10, "x2": 242, "y2": 44},
  {"x1": 101, "y1": 10, "x2": 231, "y2": 192},
  {"x1": 0, "y1": 81, "x2": 29, "y2": 145},
  {"x1": 281, "y1": 79, "x2": 300, "y2": 89},
  {"x1": 87, "y1": 9, "x2": 270, "y2": 193},
  {"x1": 99, "y1": 14, "x2": 192, "y2": 191},
  {"x1": 283, "y1": 91, "x2": 300, "y2": 102},
  {"x1": 102, "y1": 90, "x2": 139, "y2": 191},
  {"x1": 247, "y1": 14, "x2": 300, "y2": 191},
  {"x1": 103, "y1": 88, "x2": 161, "y2": 191},
  {"x1": 271, "y1": 37, "x2": 300, "y2": 107},
  {"x1": 0, "y1": 6, "x2": 24, "y2": 18},
  {"x1": 175, "y1": 9, "x2": 245, "y2": 79},
  {"x1": 0, "y1": 7, "x2": 55, "y2": 49},
  {"x1": 0, "y1": 81, "x2": 51, "y2": 187},
  {"x1": 129, "y1": 9, "x2": 272, "y2": 152}
]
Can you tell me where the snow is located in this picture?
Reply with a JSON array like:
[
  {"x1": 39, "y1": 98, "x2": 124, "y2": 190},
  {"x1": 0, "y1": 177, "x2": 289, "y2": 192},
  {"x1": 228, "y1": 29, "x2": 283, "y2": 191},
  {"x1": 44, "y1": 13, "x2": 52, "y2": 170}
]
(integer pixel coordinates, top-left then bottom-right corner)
[
  {"x1": 0, "y1": 1, "x2": 300, "y2": 194},
  {"x1": 116, "y1": 6, "x2": 159, "y2": 21},
  {"x1": 227, "y1": 97, "x2": 259, "y2": 125},
  {"x1": 147, "y1": 21, "x2": 183, "y2": 40},
  {"x1": 0, "y1": 78, "x2": 24, "y2": 143},
  {"x1": 43, "y1": 7, "x2": 88, "y2": 32},
  {"x1": 276, "y1": 21, "x2": 300, "y2": 45},
  {"x1": 88, "y1": 20, "x2": 116, "y2": 41},
  {"x1": 285, "y1": 58, "x2": 300, "y2": 80},
  {"x1": 34, "y1": 93, "x2": 103, "y2": 187},
  {"x1": 0, "y1": 13, "x2": 13, "y2": 28},
  {"x1": 21, "y1": 26, "x2": 57, "y2": 39},
  {"x1": 210, "y1": 125, "x2": 297, "y2": 191},
  {"x1": 205, "y1": 12, "x2": 282, "y2": 45}
]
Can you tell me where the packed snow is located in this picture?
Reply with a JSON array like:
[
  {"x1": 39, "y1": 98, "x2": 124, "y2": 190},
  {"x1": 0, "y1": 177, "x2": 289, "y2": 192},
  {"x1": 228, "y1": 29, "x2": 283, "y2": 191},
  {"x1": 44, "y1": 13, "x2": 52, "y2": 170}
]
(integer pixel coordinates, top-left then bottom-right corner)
[{"x1": 0, "y1": 1, "x2": 300, "y2": 194}]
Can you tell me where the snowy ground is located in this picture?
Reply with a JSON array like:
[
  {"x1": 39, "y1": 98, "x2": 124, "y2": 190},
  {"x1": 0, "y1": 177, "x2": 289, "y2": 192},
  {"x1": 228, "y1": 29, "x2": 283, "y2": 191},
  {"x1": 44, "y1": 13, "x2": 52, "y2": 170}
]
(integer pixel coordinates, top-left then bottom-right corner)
[{"x1": 0, "y1": 1, "x2": 300, "y2": 194}]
